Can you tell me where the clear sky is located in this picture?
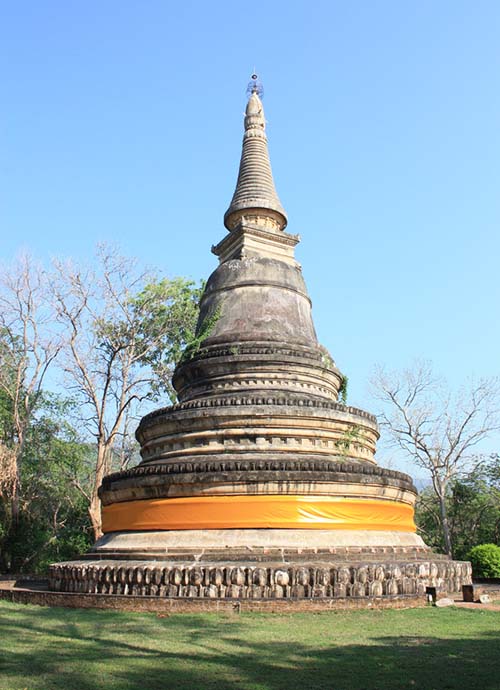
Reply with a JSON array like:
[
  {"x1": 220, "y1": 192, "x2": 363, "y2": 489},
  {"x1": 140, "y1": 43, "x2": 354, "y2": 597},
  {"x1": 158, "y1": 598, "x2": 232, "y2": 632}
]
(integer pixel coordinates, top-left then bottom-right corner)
[{"x1": 1, "y1": 1, "x2": 499, "y2": 474}]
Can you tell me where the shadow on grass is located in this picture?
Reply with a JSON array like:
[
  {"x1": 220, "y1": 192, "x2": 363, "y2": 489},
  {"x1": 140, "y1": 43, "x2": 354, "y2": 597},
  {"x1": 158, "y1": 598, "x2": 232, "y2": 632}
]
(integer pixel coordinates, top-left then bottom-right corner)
[{"x1": 0, "y1": 605, "x2": 499, "y2": 690}]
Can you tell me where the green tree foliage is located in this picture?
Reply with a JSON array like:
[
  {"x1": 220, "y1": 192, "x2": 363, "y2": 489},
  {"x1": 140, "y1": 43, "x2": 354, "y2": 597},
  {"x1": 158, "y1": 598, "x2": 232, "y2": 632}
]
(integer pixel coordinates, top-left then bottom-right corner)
[
  {"x1": 0, "y1": 254, "x2": 61, "y2": 571},
  {"x1": 0, "y1": 247, "x2": 202, "y2": 568},
  {"x1": 129, "y1": 276, "x2": 204, "y2": 400},
  {"x1": 467, "y1": 544, "x2": 500, "y2": 577},
  {"x1": 0, "y1": 394, "x2": 93, "y2": 573},
  {"x1": 372, "y1": 361, "x2": 500, "y2": 557},
  {"x1": 415, "y1": 460, "x2": 500, "y2": 560},
  {"x1": 53, "y1": 247, "x2": 203, "y2": 537}
]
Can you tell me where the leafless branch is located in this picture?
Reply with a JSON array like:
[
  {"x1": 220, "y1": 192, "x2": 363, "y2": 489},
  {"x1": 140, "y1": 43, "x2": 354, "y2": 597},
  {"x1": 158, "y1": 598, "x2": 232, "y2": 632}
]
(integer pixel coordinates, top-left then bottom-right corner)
[{"x1": 371, "y1": 360, "x2": 500, "y2": 556}]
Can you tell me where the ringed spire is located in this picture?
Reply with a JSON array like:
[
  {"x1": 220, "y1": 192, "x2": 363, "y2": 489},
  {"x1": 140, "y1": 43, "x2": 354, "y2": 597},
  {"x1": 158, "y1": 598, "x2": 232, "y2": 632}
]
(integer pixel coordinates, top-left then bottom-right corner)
[{"x1": 224, "y1": 78, "x2": 287, "y2": 232}]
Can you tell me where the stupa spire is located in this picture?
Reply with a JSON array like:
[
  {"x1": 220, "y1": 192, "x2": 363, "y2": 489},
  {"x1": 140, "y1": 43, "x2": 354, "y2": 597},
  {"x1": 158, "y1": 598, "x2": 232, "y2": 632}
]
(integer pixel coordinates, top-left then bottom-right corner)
[{"x1": 224, "y1": 76, "x2": 288, "y2": 232}]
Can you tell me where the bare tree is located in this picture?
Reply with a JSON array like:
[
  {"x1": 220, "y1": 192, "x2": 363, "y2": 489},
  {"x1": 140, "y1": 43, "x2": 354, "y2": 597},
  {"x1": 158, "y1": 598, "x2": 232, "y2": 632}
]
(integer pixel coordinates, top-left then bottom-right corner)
[
  {"x1": 371, "y1": 361, "x2": 500, "y2": 557},
  {"x1": 0, "y1": 254, "x2": 60, "y2": 526},
  {"x1": 52, "y1": 247, "x2": 200, "y2": 538}
]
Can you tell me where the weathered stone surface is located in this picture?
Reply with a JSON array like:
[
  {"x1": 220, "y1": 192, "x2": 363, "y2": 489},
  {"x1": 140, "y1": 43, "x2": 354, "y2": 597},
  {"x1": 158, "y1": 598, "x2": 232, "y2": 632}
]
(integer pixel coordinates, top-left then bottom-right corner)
[
  {"x1": 88, "y1": 529, "x2": 430, "y2": 559},
  {"x1": 435, "y1": 597, "x2": 455, "y2": 608},
  {"x1": 224, "y1": 91, "x2": 287, "y2": 233},
  {"x1": 0, "y1": 585, "x2": 429, "y2": 612},
  {"x1": 99, "y1": 456, "x2": 417, "y2": 506},
  {"x1": 48, "y1": 559, "x2": 472, "y2": 599}
]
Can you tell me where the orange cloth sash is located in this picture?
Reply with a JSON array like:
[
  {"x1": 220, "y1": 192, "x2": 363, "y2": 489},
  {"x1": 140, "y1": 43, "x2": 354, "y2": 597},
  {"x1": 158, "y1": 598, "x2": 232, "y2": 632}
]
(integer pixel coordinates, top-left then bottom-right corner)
[{"x1": 102, "y1": 495, "x2": 416, "y2": 533}]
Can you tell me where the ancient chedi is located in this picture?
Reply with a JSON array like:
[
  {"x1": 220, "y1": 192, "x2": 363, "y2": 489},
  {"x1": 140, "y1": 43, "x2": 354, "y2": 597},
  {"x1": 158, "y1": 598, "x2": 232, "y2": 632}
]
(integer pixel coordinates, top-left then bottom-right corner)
[{"x1": 50, "y1": 81, "x2": 471, "y2": 600}]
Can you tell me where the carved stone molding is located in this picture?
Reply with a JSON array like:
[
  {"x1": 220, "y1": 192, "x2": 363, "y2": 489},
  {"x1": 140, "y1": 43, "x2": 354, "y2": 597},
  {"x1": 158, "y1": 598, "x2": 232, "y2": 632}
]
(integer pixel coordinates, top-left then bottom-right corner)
[
  {"x1": 49, "y1": 559, "x2": 472, "y2": 599},
  {"x1": 139, "y1": 395, "x2": 378, "y2": 431},
  {"x1": 101, "y1": 458, "x2": 416, "y2": 492}
]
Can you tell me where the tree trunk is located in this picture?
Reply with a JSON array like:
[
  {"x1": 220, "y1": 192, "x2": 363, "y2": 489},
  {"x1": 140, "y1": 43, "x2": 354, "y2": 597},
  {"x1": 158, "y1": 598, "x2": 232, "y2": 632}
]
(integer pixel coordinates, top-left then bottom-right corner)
[
  {"x1": 88, "y1": 443, "x2": 109, "y2": 540},
  {"x1": 88, "y1": 495, "x2": 103, "y2": 541},
  {"x1": 10, "y1": 482, "x2": 20, "y2": 525},
  {"x1": 438, "y1": 490, "x2": 453, "y2": 557},
  {"x1": 11, "y1": 436, "x2": 25, "y2": 526}
]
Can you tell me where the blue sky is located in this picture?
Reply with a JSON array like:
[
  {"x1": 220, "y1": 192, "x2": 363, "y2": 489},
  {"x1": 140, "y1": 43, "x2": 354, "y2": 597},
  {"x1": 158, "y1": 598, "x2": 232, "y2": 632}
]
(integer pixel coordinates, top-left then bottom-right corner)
[{"x1": 1, "y1": 1, "x2": 499, "y2": 472}]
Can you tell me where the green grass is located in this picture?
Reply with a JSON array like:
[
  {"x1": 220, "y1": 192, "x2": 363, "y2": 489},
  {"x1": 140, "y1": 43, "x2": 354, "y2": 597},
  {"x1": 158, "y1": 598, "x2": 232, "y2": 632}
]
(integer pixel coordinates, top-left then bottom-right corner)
[{"x1": 0, "y1": 601, "x2": 499, "y2": 690}]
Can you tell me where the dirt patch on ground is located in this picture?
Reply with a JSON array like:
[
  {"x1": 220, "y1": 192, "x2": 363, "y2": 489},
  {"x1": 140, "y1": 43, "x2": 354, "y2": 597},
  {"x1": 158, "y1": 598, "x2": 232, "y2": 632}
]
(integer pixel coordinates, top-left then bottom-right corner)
[{"x1": 453, "y1": 601, "x2": 500, "y2": 612}]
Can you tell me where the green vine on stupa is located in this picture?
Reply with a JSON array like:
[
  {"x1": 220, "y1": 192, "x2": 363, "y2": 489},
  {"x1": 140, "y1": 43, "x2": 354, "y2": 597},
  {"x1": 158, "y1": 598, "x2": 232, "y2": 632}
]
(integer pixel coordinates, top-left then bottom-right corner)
[{"x1": 180, "y1": 305, "x2": 222, "y2": 363}]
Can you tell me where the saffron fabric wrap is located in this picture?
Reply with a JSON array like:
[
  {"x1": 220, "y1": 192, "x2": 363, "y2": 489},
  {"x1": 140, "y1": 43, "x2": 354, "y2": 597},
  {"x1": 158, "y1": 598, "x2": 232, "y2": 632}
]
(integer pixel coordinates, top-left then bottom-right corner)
[{"x1": 102, "y1": 495, "x2": 416, "y2": 533}]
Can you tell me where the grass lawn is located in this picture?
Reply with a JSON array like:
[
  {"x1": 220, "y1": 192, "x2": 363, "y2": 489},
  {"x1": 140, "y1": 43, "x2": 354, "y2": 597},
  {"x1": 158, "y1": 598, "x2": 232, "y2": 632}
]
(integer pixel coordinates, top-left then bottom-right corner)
[{"x1": 0, "y1": 601, "x2": 499, "y2": 690}]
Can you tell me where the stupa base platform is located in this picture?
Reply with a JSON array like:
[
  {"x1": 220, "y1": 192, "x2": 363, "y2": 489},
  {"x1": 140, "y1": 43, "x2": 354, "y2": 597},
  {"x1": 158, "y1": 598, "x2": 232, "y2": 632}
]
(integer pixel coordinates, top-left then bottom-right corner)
[
  {"x1": 48, "y1": 530, "x2": 472, "y2": 601},
  {"x1": 2, "y1": 580, "x2": 433, "y2": 613}
]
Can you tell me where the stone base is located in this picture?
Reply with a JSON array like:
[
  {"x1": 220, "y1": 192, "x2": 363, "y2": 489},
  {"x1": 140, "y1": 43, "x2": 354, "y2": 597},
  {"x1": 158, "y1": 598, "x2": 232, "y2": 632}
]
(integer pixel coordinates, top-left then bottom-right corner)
[
  {"x1": 49, "y1": 529, "x2": 471, "y2": 601},
  {"x1": 49, "y1": 556, "x2": 472, "y2": 601},
  {"x1": 0, "y1": 584, "x2": 429, "y2": 613},
  {"x1": 90, "y1": 528, "x2": 428, "y2": 560}
]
